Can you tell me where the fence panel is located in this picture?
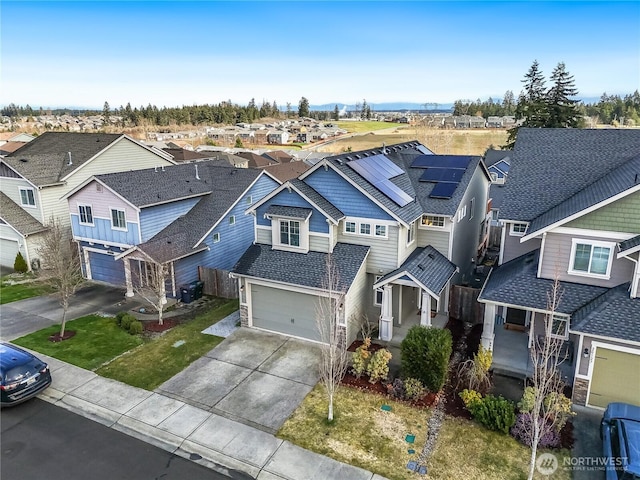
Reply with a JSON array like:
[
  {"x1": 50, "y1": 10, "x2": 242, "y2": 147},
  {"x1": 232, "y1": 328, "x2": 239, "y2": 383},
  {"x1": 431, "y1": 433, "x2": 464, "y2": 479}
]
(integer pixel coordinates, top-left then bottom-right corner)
[
  {"x1": 198, "y1": 266, "x2": 238, "y2": 299},
  {"x1": 449, "y1": 285, "x2": 484, "y2": 324}
]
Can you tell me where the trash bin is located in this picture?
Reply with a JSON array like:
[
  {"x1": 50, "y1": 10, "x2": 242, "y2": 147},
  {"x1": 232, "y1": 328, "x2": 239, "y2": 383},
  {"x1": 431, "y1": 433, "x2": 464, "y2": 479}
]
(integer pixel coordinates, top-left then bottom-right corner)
[
  {"x1": 180, "y1": 284, "x2": 195, "y2": 304},
  {"x1": 194, "y1": 281, "x2": 204, "y2": 300}
]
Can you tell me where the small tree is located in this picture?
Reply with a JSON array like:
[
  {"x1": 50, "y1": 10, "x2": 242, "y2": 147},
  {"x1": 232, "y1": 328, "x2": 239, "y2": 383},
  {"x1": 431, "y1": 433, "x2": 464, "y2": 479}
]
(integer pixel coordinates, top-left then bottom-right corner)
[
  {"x1": 37, "y1": 219, "x2": 84, "y2": 339},
  {"x1": 401, "y1": 325, "x2": 452, "y2": 392},
  {"x1": 315, "y1": 254, "x2": 349, "y2": 422},
  {"x1": 234, "y1": 137, "x2": 244, "y2": 148},
  {"x1": 298, "y1": 97, "x2": 310, "y2": 118},
  {"x1": 131, "y1": 258, "x2": 170, "y2": 325},
  {"x1": 13, "y1": 252, "x2": 28, "y2": 273}
]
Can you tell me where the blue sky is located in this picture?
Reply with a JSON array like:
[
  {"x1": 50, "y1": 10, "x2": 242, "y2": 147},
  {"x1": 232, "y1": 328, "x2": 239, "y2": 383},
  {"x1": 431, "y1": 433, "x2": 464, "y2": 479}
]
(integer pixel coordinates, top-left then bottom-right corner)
[{"x1": 1, "y1": 1, "x2": 638, "y2": 109}]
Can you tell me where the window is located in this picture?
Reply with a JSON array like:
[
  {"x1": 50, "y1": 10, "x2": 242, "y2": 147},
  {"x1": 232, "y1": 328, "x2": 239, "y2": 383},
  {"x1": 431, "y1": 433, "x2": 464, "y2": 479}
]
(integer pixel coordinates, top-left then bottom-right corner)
[
  {"x1": 469, "y1": 197, "x2": 475, "y2": 220},
  {"x1": 246, "y1": 195, "x2": 252, "y2": 205},
  {"x1": 374, "y1": 275, "x2": 383, "y2": 306},
  {"x1": 229, "y1": 215, "x2": 235, "y2": 225},
  {"x1": 78, "y1": 205, "x2": 93, "y2": 225},
  {"x1": 510, "y1": 223, "x2": 527, "y2": 236},
  {"x1": 457, "y1": 205, "x2": 467, "y2": 222},
  {"x1": 421, "y1": 215, "x2": 445, "y2": 228},
  {"x1": 213, "y1": 233, "x2": 220, "y2": 243},
  {"x1": 360, "y1": 223, "x2": 371, "y2": 235},
  {"x1": 110, "y1": 209, "x2": 126, "y2": 230},
  {"x1": 375, "y1": 225, "x2": 387, "y2": 237},
  {"x1": 19, "y1": 188, "x2": 35, "y2": 207},
  {"x1": 569, "y1": 239, "x2": 614, "y2": 277},
  {"x1": 345, "y1": 221, "x2": 356, "y2": 234},
  {"x1": 407, "y1": 221, "x2": 416, "y2": 244},
  {"x1": 280, "y1": 220, "x2": 300, "y2": 247},
  {"x1": 548, "y1": 314, "x2": 569, "y2": 340}
]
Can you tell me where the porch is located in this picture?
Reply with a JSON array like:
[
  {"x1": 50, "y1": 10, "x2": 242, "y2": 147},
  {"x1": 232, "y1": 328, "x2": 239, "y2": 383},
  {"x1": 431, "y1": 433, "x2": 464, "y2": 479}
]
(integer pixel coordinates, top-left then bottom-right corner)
[{"x1": 387, "y1": 311, "x2": 449, "y2": 347}]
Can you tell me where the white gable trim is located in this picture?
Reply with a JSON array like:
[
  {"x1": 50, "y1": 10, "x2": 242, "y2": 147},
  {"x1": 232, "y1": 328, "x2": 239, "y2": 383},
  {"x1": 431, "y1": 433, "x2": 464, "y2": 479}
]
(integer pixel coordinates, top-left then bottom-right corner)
[{"x1": 62, "y1": 177, "x2": 140, "y2": 212}]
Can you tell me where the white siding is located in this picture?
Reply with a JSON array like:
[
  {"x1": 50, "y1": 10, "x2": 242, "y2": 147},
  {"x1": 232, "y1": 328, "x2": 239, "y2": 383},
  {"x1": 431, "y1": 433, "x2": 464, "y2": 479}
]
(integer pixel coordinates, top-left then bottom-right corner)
[
  {"x1": 338, "y1": 223, "x2": 400, "y2": 272},
  {"x1": 1, "y1": 177, "x2": 43, "y2": 223},
  {"x1": 345, "y1": 259, "x2": 369, "y2": 345},
  {"x1": 256, "y1": 227, "x2": 271, "y2": 244},
  {"x1": 309, "y1": 234, "x2": 331, "y2": 253},
  {"x1": 417, "y1": 226, "x2": 451, "y2": 257}
]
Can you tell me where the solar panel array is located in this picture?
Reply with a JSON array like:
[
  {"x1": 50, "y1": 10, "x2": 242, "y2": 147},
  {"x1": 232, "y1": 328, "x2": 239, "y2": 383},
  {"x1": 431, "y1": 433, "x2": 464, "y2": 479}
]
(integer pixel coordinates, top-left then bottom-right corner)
[
  {"x1": 348, "y1": 155, "x2": 413, "y2": 207},
  {"x1": 410, "y1": 155, "x2": 473, "y2": 199}
]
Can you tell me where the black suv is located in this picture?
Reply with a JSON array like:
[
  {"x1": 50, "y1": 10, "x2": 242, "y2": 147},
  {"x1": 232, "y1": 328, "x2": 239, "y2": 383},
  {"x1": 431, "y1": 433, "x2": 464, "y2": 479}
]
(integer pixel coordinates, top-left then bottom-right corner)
[{"x1": 0, "y1": 343, "x2": 52, "y2": 406}]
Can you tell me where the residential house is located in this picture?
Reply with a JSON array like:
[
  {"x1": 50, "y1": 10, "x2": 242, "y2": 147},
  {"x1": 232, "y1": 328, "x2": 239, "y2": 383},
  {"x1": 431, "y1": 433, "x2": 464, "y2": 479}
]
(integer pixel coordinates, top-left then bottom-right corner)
[
  {"x1": 484, "y1": 149, "x2": 511, "y2": 184},
  {"x1": 231, "y1": 141, "x2": 491, "y2": 346},
  {"x1": 0, "y1": 132, "x2": 35, "y2": 146},
  {"x1": 236, "y1": 151, "x2": 278, "y2": 168},
  {"x1": 261, "y1": 161, "x2": 310, "y2": 182},
  {"x1": 267, "y1": 131, "x2": 290, "y2": 145},
  {"x1": 0, "y1": 141, "x2": 28, "y2": 156},
  {"x1": 63, "y1": 160, "x2": 280, "y2": 297},
  {"x1": 478, "y1": 128, "x2": 640, "y2": 409},
  {"x1": 262, "y1": 150, "x2": 293, "y2": 164},
  {"x1": 0, "y1": 132, "x2": 175, "y2": 270}
]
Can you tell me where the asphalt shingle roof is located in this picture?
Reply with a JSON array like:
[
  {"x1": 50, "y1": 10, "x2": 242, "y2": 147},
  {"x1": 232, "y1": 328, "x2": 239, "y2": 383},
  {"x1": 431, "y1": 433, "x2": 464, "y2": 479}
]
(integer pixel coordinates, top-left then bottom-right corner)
[
  {"x1": 5, "y1": 132, "x2": 123, "y2": 186},
  {"x1": 231, "y1": 242, "x2": 370, "y2": 292},
  {"x1": 489, "y1": 184, "x2": 506, "y2": 210},
  {"x1": 619, "y1": 234, "x2": 640, "y2": 254},
  {"x1": 500, "y1": 128, "x2": 640, "y2": 222},
  {"x1": 265, "y1": 205, "x2": 312, "y2": 219},
  {"x1": 290, "y1": 179, "x2": 344, "y2": 223},
  {"x1": 484, "y1": 149, "x2": 511, "y2": 167},
  {"x1": 571, "y1": 283, "x2": 640, "y2": 343},
  {"x1": 479, "y1": 250, "x2": 608, "y2": 315},
  {"x1": 375, "y1": 245, "x2": 457, "y2": 296},
  {"x1": 0, "y1": 192, "x2": 48, "y2": 236}
]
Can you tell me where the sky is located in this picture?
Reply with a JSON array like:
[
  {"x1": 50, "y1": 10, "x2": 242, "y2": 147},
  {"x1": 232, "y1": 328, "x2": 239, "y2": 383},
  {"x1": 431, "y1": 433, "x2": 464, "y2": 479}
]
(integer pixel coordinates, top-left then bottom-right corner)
[{"x1": 1, "y1": 1, "x2": 639, "y2": 109}]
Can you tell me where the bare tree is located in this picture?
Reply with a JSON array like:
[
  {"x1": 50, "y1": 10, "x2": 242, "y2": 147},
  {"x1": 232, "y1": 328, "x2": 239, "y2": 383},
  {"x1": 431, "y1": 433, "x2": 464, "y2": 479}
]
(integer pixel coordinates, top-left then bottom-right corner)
[
  {"x1": 315, "y1": 254, "x2": 349, "y2": 422},
  {"x1": 131, "y1": 258, "x2": 169, "y2": 325},
  {"x1": 37, "y1": 218, "x2": 84, "y2": 340}
]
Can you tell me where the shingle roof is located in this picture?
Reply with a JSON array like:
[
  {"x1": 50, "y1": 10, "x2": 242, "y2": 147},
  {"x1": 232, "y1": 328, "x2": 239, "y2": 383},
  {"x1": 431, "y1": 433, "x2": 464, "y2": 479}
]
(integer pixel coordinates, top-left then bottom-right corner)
[
  {"x1": 484, "y1": 149, "x2": 511, "y2": 167},
  {"x1": 375, "y1": 245, "x2": 457, "y2": 296},
  {"x1": 290, "y1": 179, "x2": 344, "y2": 223},
  {"x1": 162, "y1": 148, "x2": 212, "y2": 162},
  {"x1": 489, "y1": 184, "x2": 506, "y2": 210},
  {"x1": 479, "y1": 250, "x2": 608, "y2": 314},
  {"x1": 265, "y1": 205, "x2": 312, "y2": 220},
  {"x1": 571, "y1": 283, "x2": 640, "y2": 343},
  {"x1": 4, "y1": 132, "x2": 123, "y2": 185},
  {"x1": 500, "y1": 128, "x2": 640, "y2": 222},
  {"x1": 0, "y1": 192, "x2": 48, "y2": 236},
  {"x1": 619, "y1": 235, "x2": 640, "y2": 254},
  {"x1": 262, "y1": 161, "x2": 310, "y2": 182},
  {"x1": 231, "y1": 242, "x2": 370, "y2": 292}
]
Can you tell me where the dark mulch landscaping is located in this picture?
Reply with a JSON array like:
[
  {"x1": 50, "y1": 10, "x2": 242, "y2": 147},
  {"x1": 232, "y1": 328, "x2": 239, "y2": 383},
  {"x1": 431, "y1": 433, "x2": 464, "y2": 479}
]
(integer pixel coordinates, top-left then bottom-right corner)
[
  {"x1": 341, "y1": 372, "x2": 438, "y2": 409},
  {"x1": 48, "y1": 330, "x2": 77, "y2": 342},
  {"x1": 560, "y1": 420, "x2": 575, "y2": 449},
  {"x1": 141, "y1": 318, "x2": 180, "y2": 332}
]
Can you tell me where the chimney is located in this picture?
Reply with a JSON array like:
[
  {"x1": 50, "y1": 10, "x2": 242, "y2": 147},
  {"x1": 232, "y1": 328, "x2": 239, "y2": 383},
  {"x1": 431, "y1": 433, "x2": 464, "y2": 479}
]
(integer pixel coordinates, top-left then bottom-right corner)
[
  {"x1": 195, "y1": 164, "x2": 200, "y2": 180},
  {"x1": 67, "y1": 152, "x2": 72, "y2": 166}
]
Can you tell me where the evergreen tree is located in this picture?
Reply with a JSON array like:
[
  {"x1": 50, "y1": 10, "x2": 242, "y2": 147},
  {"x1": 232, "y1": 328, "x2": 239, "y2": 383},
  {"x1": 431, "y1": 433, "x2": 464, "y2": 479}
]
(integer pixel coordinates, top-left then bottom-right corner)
[
  {"x1": 298, "y1": 97, "x2": 310, "y2": 118},
  {"x1": 102, "y1": 101, "x2": 111, "y2": 126},
  {"x1": 286, "y1": 102, "x2": 292, "y2": 118},
  {"x1": 546, "y1": 62, "x2": 580, "y2": 128},
  {"x1": 333, "y1": 105, "x2": 340, "y2": 121}
]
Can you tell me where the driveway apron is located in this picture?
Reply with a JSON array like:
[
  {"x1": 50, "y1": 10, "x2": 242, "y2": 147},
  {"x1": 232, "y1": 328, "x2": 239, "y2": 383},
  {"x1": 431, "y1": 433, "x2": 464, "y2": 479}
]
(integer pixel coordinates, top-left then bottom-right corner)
[{"x1": 156, "y1": 328, "x2": 321, "y2": 433}]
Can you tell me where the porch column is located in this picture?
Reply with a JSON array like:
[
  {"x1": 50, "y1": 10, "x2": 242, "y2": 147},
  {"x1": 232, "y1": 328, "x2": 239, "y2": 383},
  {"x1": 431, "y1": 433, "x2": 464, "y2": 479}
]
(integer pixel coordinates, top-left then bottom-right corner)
[
  {"x1": 481, "y1": 303, "x2": 496, "y2": 351},
  {"x1": 379, "y1": 285, "x2": 393, "y2": 341},
  {"x1": 83, "y1": 248, "x2": 92, "y2": 280},
  {"x1": 420, "y1": 290, "x2": 431, "y2": 326},
  {"x1": 123, "y1": 258, "x2": 134, "y2": 297}
]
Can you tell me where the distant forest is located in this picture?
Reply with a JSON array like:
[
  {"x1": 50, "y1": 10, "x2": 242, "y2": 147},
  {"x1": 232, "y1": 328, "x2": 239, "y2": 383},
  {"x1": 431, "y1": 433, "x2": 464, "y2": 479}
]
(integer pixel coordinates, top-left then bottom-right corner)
[{"x1": 2, "y1": 91, "x2": 640, "y2": 127}]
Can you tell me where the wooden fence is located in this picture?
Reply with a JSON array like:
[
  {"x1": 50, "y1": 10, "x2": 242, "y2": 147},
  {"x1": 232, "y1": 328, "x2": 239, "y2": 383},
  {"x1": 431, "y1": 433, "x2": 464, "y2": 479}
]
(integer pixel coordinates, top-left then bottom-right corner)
[
  {"x1": 198, "y1": 267, "x2": 238, "y2": 299},
  {"x1": 448, "y1": 285, "x2": 484, "y2": 324}
]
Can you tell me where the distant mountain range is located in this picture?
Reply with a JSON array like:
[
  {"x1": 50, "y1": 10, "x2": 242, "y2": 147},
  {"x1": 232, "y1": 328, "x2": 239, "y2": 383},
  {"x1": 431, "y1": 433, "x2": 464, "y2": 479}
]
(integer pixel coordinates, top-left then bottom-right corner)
[{"x1": 310, "y1": 102, "x2": 455, "y2": 112}]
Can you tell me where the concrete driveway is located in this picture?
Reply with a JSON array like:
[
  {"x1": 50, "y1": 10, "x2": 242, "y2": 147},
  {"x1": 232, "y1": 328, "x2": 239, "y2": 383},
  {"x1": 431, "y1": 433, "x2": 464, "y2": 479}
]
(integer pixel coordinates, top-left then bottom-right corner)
[
  {"x1": 0, "y1": 284, "x2": 129, "y2": 341},
  {"x1": 156, "y1": 328, "x2": 321, "y2": 434},
  {"x1": 572, "y1": 405, "x2": 604, "y2": 480}
]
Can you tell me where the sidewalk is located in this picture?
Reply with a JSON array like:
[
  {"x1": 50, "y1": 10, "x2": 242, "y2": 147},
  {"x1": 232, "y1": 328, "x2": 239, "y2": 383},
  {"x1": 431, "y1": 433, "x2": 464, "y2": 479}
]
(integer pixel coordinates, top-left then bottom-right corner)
[{"x1": 36, "y1": 353, "x2": 387, "y2": 480}]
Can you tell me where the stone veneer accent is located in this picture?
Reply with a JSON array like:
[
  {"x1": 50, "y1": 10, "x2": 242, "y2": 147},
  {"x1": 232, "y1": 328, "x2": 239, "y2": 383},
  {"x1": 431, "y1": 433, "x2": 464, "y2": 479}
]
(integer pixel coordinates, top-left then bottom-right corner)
[
  {"x1": 240, "y1": 304, "x2": 249, "y2": 327},
  {"x1": 572, "y1": 378, "x2": 589, "y2": 406}
]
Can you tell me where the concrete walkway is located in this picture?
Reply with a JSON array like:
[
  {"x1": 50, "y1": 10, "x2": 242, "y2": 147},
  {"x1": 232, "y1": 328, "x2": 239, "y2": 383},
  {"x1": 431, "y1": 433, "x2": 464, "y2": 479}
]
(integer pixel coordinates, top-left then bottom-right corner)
[{"x1": 34, "y1": 353, "x2": 387, "y2": 480}]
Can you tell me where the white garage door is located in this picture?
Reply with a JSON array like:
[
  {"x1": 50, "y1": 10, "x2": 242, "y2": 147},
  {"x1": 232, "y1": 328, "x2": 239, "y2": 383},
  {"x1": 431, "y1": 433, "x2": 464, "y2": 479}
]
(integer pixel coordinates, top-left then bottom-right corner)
[
  {"x1": 589, "y1": 347, "x2": 640, "y2": 408},
  {"x1": 251, "y1": 284, "x2": 320, "y2": 342},
  {"x1": 0, "y1": 238, "x2": 20, "y2": 269}
]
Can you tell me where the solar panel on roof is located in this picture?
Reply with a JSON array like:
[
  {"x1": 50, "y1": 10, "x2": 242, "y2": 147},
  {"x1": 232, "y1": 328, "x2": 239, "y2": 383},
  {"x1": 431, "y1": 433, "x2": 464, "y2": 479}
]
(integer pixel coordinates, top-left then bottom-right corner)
[
  {"x1": 419, "y1": 168, "x2": 465, "y2": 183},
  {"x1": 411, "y1": 155, "x2": 473, "y2": 169},
  {"x1": 348, "y1": 156, "x2": 413, "y2": 207},
  {"x1": 429, "y1": 182, "x2": 459, "y2": 199},
  {"x1": 350, "y1": 154, "x2": 404, "y2": 178}
]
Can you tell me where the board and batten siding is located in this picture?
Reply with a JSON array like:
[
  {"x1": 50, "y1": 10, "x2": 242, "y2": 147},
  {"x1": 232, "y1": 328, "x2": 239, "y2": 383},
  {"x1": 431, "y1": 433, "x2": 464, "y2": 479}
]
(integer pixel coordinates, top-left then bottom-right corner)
[
  {"x1": 418, "y1": 225, "x2": 451, "y2": 257},
  {"x1": 139, "y1": 197, "x2": 201, "y2": 242},
  {"x1": 564, "y1": 192, "x2": 640, "y2": 234},
  {"x1": 344, "y1": 259, "x2": 369, "y2": 345},
  {"x1": 501, "y1": 223, "x2": 541, "y2": 264},
  {"x1": 40, "y1": 138, "x2": 173, "y2": 228},
  {"x1": 256, "y1": 189, "x2": 330, "y2": 233},
  {"x1": 0, "y1": 176, "x2": 44, "y2": 223},
  {"x1": 577, "y1": 336, "x2": 640, "y2": 376},
  {"x1": 337, "y1": 223, "x2": 399, "y2": 272},
  {"x1": 540, "y1": 231, "x2": 634, "y2": 288}
]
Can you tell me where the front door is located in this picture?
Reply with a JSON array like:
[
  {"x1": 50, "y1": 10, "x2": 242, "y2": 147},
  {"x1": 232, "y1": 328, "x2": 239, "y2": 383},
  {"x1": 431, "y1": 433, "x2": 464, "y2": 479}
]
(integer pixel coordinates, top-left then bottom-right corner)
[{"x1": 505, "y1": 308, "x2": 528, "y2": 331}]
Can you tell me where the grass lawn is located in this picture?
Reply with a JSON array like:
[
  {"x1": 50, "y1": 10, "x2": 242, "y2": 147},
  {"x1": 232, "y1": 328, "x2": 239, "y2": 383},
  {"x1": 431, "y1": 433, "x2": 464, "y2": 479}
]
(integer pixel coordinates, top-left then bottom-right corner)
[
  {"x1": 279, "y1": 386, "x2": 571, "y2": 480},
  {"x1": 335, "y1": 121, "x2": 403, "y2": 133},
  {"x1": 96, "y1": 298, "x2": 238, "y2": 390},
  {"x1": 12, "y1": 315, "x2": 143, "y2": 371},
  {"x1": 1, "y1": 276, "x2": 54, "y2": 304}
]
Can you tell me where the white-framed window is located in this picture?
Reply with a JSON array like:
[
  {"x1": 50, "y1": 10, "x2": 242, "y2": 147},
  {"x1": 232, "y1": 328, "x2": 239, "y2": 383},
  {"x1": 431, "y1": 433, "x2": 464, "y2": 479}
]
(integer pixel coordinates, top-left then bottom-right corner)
[
  {"x1": 213, "y1": 232, "x2": 220, "y2": 243},
  {"x1": 407, "y1": 221, "x2": 416, "y2": 245},
  {"x1": 509, "y1": 223, "x2": 527, "y2": 236},
  {"x1": 374, "y1": 275, "x2": 383, "y2": 306},
  {"x1": 547, "y1": 314, "x2": 569, "y2": 340},
  {"x1": 229, "y1": 215, "x2": 236, "y2": 225},
  {"x1": 280, "y1": 219, "x2": 300, "y2": 247},
  {"x1": 457, "y1": 205, "x2": 467, "y2": 222},
  {"x1": 360, "y1": 223, "x2": 371, "y2": 235},
  {"x1": 110, "y1": 208, "x2": 126, "y2": 230},
  {"x1": 469, "y1": 197, "x2": 475, "y2": 220},
  {"x1": 568, "y1": 239, "x2": 614, "y2": 278},
  {"x1": 19, "y1": 187, "x2": 35, "y2": 207},
  {"x1": 345, "y1": 221, "x2": 356, "y2": 234},
  {"x1": 246, "y1": 195, "x2": 252, "y2": 205},
  {"x1": 375, "y1": 224, "x2": 387, "y2": 237},
  {"x1": 78, "y1": 205, "x2": 93, "y2": 225},
  {"x1": 421, "y1": 215, "x2": 445, "y2": 228}
]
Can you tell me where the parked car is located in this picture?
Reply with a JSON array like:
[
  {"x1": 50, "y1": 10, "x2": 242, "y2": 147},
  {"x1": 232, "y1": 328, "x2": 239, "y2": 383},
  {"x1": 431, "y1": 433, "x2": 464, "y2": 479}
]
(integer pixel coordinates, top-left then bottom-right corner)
[
  {"x1": 601, "y1": 402, "x2": 640, "y2": 480},
  {"x1": 0, "y1": 343, "x2": 52, "y2": 407}
]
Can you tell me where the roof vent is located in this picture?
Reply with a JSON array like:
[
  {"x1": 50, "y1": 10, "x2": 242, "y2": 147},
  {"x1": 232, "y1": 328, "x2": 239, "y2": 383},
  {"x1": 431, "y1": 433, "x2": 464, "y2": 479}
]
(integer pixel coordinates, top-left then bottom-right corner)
[
  {"x1": 19, "y1": 158, "x2": 27, "y2": 162},
  {"x1": 418, "y1": 264, "x2": 424, "y2": 270},
  {"x1": 427, "y1": 253, "x2": 435, "y2": 259},
  {"x1": 67, "y1": 152, "x2": 72, "y2": 166},
  {"x1": 195, "y1": 164, "x2": 200, "y2": 180},
  {"x1": 161, "y1": 165, "x2": 165, "y2": 172}
]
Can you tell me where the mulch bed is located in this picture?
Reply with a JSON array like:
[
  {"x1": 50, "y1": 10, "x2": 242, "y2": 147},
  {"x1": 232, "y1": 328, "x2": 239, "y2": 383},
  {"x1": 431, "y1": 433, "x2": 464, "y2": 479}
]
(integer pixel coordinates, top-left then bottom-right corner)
[
  {"x1": 341, "y1": 372, "x2": 438, "y2": 409},
  {"x1": 141, "y1": 318, "x2": 180, "y2": 333},
  {"x1": 560, "y1": 420, "x2": 575, "y2": 449},
  {"x1": 48, "y1": 330, "x2": 77, "y2": 342}
]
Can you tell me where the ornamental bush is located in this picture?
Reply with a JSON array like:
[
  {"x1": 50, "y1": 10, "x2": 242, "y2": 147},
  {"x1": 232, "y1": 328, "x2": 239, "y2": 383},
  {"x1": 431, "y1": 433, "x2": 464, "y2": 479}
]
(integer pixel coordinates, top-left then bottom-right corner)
[
  {"x1": 459, "y1": 388, "x2": 483, "y2": 409},
  {"x1": 510, "y1": 412, "x2": 561, "y2": 449},
  {"x1": 14, "y1": 252, "x2": 28, "y2": 273},
  {"x1": 366, "y1": 348, "x2": 392, "y2": 384},
  {"x1": 386, "y1": 378, "x2": 405, "y2": 399},
  {"x1": 400, "y1": 325, "x2": 452, "y2": 392},
  {"x1": 351, "y1": 337, "x2": 371, "y2": 379},
  {"x1": 119, "y1": 313, "x2": 135, "y2": 331},
  {"x1": 128, "y1": 320, "x2": 143, "y2": 335},
  {"x1": 467, "y1": 394, "x2": 516, "y2": 434},
  {"x1": 403, "y1": 378, "x2": 426, "y2": 401}
]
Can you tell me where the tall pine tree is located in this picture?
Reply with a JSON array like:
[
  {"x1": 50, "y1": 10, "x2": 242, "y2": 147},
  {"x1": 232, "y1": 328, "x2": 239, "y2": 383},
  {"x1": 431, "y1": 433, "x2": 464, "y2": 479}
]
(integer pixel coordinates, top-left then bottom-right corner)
[
  {"x1": 298, "y1": 97, "x2": 310, "y2": 118},
  {"x1": 546, "y1": 62, "x2": 580, "y2": 128}
]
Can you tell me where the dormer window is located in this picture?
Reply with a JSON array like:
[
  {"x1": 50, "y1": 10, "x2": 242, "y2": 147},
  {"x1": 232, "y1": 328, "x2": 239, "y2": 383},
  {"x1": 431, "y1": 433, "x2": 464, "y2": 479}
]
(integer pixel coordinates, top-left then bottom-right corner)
[
  {"x1": 266, "y1": 205, "x2": 310, "y2": 253},
  {"x1": 19, "y1": 187, "x2": 35, "y2": 207},
  {"x1": 510, "y1": 223, "x2": 527, "y2": 236},
  {"x1": 568, "y1": 239, "x2": 615, "y2": 279},
  {"x1": 280, "y1": 220, "x2": 300, "y2": 247}
]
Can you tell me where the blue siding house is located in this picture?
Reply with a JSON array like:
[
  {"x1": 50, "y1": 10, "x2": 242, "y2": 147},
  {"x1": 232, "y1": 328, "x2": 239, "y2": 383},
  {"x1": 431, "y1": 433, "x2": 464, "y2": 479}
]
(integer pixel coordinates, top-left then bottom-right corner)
[{"x1": 65, "y1": 160, "x2": 279, "y2": 298}]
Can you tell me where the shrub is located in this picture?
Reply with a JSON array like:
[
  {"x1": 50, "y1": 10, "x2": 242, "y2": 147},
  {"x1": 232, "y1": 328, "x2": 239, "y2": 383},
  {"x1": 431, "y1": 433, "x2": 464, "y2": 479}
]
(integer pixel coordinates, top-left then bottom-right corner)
[
  {"x1": 351, "y1": 337, "x2": 371, "y2": 379},
  {"x1": 510, "y1": 412, "x2": 561, "y2": 449},
  {"x1": 467, "y1": 394, "x2": 516, "y2": 434},
  {"x1": 517, "y1": 388, "x2": 575, "y2": 431},
  {"x1": 400, "y1": 325, "x2": 452, "y2": 392},
  {"x1": 518, "y1": 386, "x2": 536, "y2": 413},
  {"x1": 14, "y1": 252, "x2": 28, "y2": 273},
  {"x1": 115, "y1": 311, "x2": 127, "y2": 327},
  {"x1": 457, "y1": 345, "x2": 493, "y2": 394},
  {"x1": 119, "y1": 313, "x2": 135, "y2": 331},
  {"x1": 366, "y1": 348, "x2": 392, "y2": 384},
  {"x1": 459, "y1": 388, "x2": 483, "y2": 409},
  {"x1": 387, "y1": 378, "x2": 405, "y2": 399},
  {"x1": 403, "y1": 378, "x2": 426, "y2": 401},
  {"x1": 128, "y1": 320, "x2": 143, "y2": 335}
]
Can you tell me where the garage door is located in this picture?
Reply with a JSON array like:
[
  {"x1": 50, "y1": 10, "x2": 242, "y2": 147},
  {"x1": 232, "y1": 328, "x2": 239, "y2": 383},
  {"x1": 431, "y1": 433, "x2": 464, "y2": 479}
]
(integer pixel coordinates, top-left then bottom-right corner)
[
  {"x1": 0, "y1": 238, "x2": 20, "y2": 269},
  {"x1": 88, "y1": 250, "x2": 126, "y2": 285},
  {"x1": 589, "y1": 347, "x2": 640, "y2": 408},
  {"x1": 251, "y1": 284, "x2": 320, "y2": 342}
]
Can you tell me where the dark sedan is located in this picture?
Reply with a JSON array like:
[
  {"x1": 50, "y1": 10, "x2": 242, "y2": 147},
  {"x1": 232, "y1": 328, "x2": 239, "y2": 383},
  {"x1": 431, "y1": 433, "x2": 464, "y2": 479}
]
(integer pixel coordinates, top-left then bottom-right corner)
[{"x1": 0, "y1": 343, "x2": 52, "y2": 406}]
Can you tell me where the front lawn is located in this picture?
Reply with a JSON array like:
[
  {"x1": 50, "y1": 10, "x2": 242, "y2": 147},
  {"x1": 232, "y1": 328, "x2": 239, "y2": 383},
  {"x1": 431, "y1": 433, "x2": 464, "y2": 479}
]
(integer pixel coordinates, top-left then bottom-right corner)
[
  {"x1": 1, "y1": 275, "x2": 54, "y2": 304},
  {"x1": 279, "y1": 386, "x2": 571, "y2": 480},
  {"x1": 12, "y1": 315, "x2": 143, "y2": 371},
  {"x1": 335, "y1": 121, "x2": 403, "y2": 133},
  {"x1": 96, "y1": 298, "x2": 237, "y2": 390}
]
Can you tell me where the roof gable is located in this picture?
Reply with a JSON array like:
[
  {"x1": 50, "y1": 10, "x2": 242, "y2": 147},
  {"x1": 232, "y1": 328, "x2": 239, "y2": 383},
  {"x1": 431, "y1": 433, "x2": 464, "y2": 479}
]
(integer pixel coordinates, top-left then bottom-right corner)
[{"x1": 0, "y1": 192, "x2": 48, "y2": 236}]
